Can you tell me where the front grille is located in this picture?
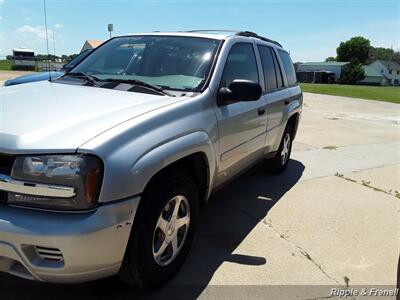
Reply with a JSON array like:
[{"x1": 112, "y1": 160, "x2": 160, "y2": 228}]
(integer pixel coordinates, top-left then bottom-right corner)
[{"x1": 0, "y1": 154, "x2": 15, "y2": 176}]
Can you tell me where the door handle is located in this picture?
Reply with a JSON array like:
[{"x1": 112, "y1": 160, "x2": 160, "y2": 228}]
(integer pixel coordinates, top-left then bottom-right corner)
[
  {"x1": 284, "y1": 99, "x2": 290, "y2": 105},
  {"x1": 257, "y1": 108, "x2": 265, "y2": 116}
]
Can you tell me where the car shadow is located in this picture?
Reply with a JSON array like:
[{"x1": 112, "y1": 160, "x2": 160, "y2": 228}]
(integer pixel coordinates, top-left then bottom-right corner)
[{"x1": 1, "y1": 159, "x2": 305, "y2": 300}]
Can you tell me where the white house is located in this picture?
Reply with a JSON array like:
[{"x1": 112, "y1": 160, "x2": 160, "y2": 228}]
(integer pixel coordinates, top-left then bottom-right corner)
[
  {"x1": 297, "y1": 62, "x2": 349, "y2": 82},
  {"x1": 358, "y1": 65, "x2": 387, "y2": 86},
  {"x1": 367, "y1": 60, "x2": 400, "y2": 86}
]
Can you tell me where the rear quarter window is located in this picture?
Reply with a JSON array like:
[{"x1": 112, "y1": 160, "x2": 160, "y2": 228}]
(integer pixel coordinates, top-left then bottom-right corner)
[
  {"x1": 278, "y1": 50, "x2": 297, "y2": 87},
  {"x1": 257, "y1": 45, "x2": 277, "y2": 91}
]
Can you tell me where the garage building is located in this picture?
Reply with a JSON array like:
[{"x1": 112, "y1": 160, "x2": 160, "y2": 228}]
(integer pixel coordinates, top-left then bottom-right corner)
[{"x1": 297, "y1": 61, "x2": 349, "y2": 82}]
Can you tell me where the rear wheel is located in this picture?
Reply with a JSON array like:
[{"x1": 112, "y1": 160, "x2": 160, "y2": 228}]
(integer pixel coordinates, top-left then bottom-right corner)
[
  {"x1": 264, "y1": 125, "x2": 293, "y2": 174},
  {"x1": 119, "y1": 172, "x2": 199, "y2": 288}
]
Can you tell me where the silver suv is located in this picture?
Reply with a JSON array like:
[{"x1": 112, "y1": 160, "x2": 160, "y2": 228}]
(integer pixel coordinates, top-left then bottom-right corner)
[{"x1": 0, "y1": 30, "x2": 302, "y2": 288}]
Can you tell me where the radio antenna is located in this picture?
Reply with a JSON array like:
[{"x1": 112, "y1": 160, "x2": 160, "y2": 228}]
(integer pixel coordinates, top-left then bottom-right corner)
[{"x1": 43, "y1": 0, "x2": 52, "y2": 81}]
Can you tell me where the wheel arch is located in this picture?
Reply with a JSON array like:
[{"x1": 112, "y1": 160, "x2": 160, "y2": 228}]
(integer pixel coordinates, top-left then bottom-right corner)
[
  {"x1": 143, "y1": 152, "x2": 210, "y2": 208},
  {"x1": 287, "y1": 112, "x2": 301, "y2": 140},
  {"x1": 131, "y1": 131, "x2": 216, "y2": 207}
]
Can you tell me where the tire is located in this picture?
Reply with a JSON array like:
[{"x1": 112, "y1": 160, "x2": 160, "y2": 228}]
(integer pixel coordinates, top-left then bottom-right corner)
[
  {"x1": 119, "y1": 172, "x2": 199, "y2": 289},
  {"x1": 264, "y1": 125, "x2": 293, "y2": 174}
]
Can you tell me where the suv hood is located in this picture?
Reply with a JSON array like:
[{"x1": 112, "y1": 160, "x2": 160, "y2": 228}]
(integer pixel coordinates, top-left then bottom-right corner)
[{"x1": 0, "y1": 81, "x2": 184, "y2": 154}]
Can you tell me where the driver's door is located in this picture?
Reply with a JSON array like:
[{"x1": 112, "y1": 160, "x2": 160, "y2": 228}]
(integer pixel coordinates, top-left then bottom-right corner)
[{"x1": 214, "y1": 42, "x2": 268, "y2": 184}]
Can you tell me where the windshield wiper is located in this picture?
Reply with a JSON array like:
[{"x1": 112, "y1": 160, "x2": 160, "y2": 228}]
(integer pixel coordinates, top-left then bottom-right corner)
[
  {"x1": 101, "y1": 78, "x2": 174, "y2": 97},
  {"x1": 63, "y1": 72, "x2": 101, "y2": 86}
]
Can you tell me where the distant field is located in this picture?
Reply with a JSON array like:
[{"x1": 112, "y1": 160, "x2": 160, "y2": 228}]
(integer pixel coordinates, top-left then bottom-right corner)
[
  {"x1": 300, "y1": 83, "x2": 400, "y2": 104},
  {"x1": 0, "y1": 60, "x2": 12, "y2": 71}
]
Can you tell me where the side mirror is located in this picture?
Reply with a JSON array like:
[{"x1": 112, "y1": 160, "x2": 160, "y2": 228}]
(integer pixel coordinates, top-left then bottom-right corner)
[{"x1": 218, "y1": 80, "x2": 262, "y2": 105}]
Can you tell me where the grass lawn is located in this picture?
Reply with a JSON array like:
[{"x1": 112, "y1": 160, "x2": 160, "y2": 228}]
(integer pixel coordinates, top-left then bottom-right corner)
[
  {"x1": 300, "y1": 83, "x2": 400, "y2": 104},
  {"x1": 0, "y1": 60, "x2": 12, "y2": 71}
]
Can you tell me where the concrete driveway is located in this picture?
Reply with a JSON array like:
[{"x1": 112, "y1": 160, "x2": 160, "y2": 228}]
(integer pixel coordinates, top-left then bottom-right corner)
[{"x1": 1, "y1": 92, "x2": 399, "y2": 299}]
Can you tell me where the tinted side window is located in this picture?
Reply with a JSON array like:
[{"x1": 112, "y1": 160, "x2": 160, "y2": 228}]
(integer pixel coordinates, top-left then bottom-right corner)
[
  {"x1": 221, "y1": 43, "x2": 259, "y2": 87},
  {"x1": 257, "y1": 45, "x2": 277, "y2": 91},
  {"x1": 278, "y1": 50, "x2": 297, "y2": 86},
  {"x1": 272, "y1": 50, "x2": 284, "y2": 87}
]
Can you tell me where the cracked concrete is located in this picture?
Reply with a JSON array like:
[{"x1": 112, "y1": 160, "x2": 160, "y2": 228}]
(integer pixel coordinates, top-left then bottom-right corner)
[
  {"x1": 263, "y1": 218, "x2": 342, "y2": 286},
  {"x1": 335, "y1": 171, "x2": 400, "y2": 199},
  {"x1": 336, "y1": 164, "x2": 400, "y2": 199}
]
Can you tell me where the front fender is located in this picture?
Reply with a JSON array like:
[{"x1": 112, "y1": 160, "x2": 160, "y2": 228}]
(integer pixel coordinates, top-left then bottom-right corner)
[
  {"x1": 89, "y1": 131, "x2": 217, "y2": 203},
  {"x1": 130, "y1": 131, "x2": 216, "y2": 197}
]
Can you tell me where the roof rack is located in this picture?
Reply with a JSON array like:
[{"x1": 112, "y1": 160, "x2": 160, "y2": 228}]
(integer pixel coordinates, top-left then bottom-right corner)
[
  {"x1": 185, "y1": 30, "x2": 282, "y2": 48},
  {"x1": 236, "y1": 31, "x2": 282, "y2": 47},
  {"x1": 185, "y1": 29, "x2": 239, "y2": 33}
]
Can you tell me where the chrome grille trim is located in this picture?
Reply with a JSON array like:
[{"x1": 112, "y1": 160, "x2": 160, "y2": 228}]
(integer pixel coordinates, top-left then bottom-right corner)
[{"x1": 0, "y1": 174, "x2": 76, "y2": 198}]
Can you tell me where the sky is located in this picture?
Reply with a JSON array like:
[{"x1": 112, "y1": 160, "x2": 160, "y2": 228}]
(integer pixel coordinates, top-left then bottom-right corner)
[{"x1": 0, "y1": 0, "x2": 399, "y2": 62}]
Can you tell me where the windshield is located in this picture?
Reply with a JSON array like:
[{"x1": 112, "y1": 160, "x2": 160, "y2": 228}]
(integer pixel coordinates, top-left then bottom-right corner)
[
  {"x1": 70, "y1": 35, "x2": 221, "y2": 91},
  {"x1": 63, "y1": 49, "x2": 93, "y2": 70}
]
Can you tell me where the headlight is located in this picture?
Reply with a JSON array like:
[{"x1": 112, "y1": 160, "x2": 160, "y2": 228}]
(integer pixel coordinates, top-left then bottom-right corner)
[{"x1": 7, "y1": 154, "x2": 103, "y2": 211}]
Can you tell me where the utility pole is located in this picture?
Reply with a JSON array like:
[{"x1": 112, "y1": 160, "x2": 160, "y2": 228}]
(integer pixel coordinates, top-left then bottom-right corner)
[
  {"x1": 53, "y1": 27, "x2": 56, "y2": 60},
  {"x1": 43, "y1": 0, "x2": 51, "y2": 77}
]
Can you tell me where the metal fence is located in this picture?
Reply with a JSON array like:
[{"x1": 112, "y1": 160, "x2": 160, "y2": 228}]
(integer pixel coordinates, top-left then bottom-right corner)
[
  {"x1": 3, "y1": 58, "x2": 67, "y2": 71},
  {"x1": 37, "y1": 60, "x2": 65, "y2": 71}
]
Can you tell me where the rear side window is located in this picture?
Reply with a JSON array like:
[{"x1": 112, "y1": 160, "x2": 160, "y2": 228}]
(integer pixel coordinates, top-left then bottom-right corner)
[
  {"x1": 278, "y1": 50, "x2": 297, "y2": 86},
  {"x1": 221, "y1": 43, "x2": 259, "y2": 87},
  {"x1": 257, "y1": 45, "x2": 277, "y2": 91},
  {"x1": 272, "y1": 50, "x2": 284, "y2": 88}
]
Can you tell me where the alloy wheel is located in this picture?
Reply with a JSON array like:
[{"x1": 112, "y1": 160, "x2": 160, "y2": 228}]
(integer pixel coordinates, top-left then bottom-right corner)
[
  {"x1": 152, "y1": 195, "x2": 191, "y2": 266},
  {"x1": 280, "y1": 133, "x2": 291, "y2": 165}
]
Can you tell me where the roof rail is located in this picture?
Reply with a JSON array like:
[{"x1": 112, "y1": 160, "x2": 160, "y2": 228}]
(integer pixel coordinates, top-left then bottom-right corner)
[
  {"x1": 185, "y1": 29, "x2": 239, "y2": 33},
  {"x1": 184, "y1": 30, "x2": 283, "y2": 47},
  {"x1": 236, "y1": 31, "x2": 282, "y2": 47}
]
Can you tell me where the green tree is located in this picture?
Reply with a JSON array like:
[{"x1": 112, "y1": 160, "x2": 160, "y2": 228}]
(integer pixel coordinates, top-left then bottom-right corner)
[
  {"x1": 340, "y1": 62, "x2": 365, "y2": 84},
  {"x1": 325, "y1": 56, "x2": 336, "y2": 62},
  {"x1": 393, "y1": 52, "x2": 400, "y2": 64},
  {"x1": 336, "y1": 36, "x2": 371, "y2": 64},
  {"x1": 68, "y1": 54, "x2": 78, "y2": 60},
  {"x1": 35, "y1": 54, "x2": 60, "y2": 60},
  {"x1": 368, "y1": 47, "x2": 400, "y2": 64}
]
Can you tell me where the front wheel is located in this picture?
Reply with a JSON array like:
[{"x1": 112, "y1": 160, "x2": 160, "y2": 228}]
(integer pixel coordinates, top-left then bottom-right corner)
[
  {"x1": 119, "y1": 172, "x2": 199, "y2": 288},
  {"x1": 264, "y1": 125, "x2": 293, "y2": 174}
]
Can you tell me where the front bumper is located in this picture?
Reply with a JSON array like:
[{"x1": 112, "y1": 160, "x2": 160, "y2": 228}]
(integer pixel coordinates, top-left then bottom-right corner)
[{"x1": 0, "y1": 196, "x2": 140, "y2": 283}]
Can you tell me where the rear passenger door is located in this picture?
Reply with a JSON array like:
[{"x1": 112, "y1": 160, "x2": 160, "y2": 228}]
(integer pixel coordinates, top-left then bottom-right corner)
[{"x1": 257, "y1": 45, "x2": 290, "y2": 148}]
